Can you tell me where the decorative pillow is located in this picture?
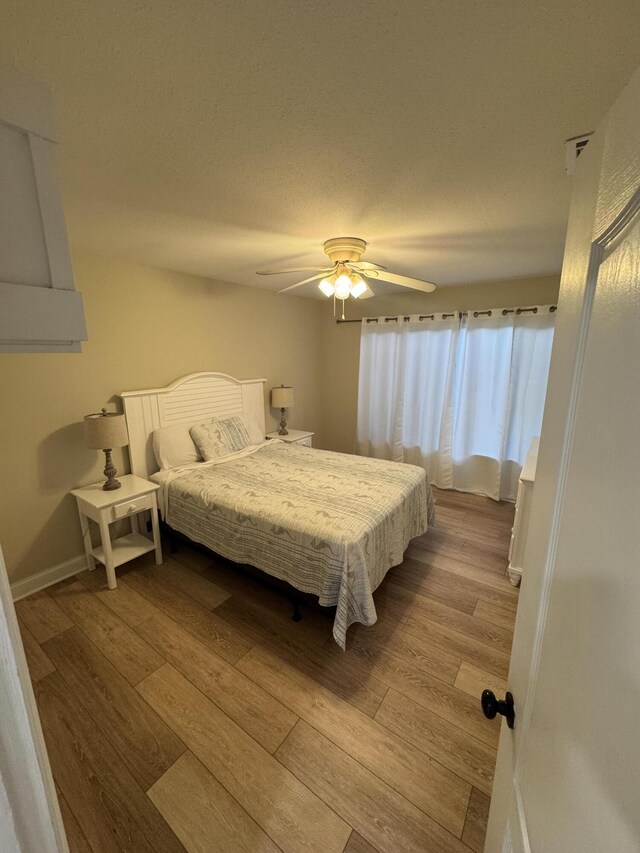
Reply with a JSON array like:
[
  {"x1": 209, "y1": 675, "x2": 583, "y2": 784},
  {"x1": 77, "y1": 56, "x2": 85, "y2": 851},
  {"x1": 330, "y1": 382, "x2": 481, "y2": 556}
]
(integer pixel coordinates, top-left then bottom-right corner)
[
  {"x1": 152, "y1": 423, "x2": 203, "y2": 470},
  {"x1": 241, "y1": 413, "x2": 265, "y2": 445},
  {"x1": 190, "y1": 415, "x2": 251, "y2": 461}
]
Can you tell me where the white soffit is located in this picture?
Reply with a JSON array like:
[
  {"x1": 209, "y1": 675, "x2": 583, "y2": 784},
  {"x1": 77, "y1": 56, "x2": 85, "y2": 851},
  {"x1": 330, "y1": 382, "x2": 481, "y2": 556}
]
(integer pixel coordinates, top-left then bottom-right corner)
[{"x1": 2, "y1": 0, "x2": 639, "y2": 295}]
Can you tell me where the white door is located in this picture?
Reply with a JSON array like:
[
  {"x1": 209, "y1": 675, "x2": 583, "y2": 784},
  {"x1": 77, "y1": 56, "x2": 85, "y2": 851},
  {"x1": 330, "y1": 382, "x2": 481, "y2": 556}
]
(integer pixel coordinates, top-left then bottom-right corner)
[{"x1": 485, "y1": 66, "x2": 640, "y2": 852}]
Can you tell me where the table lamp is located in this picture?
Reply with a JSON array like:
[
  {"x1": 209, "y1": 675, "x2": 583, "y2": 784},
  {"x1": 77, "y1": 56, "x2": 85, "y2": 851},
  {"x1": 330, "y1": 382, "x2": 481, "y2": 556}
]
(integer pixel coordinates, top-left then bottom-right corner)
[
  {"x1": 84, "y1": 408, "x2": 129, "y2": 490},
  {"x1": 271, "y1": 385, "x2": 294, "y2": 435}
]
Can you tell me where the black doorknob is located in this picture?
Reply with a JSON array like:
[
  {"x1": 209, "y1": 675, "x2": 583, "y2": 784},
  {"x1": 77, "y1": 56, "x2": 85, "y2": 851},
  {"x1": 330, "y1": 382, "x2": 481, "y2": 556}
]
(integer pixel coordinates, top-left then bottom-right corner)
[{"x1": 481, "y1": 689, "x2": 515, "y2": 729}]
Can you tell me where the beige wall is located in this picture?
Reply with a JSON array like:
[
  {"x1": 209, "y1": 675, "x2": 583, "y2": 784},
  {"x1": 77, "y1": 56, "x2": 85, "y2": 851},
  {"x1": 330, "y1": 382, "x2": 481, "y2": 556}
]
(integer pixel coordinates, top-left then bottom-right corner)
[
  {"x1": 0, "y1": 260, "x2": 560, "y2": 587},
  {"x1": 318, "y1": 275, "x2": 561, "y2": 454},
  {"x1": 0, "y1": 252, "x2": 325, "y2": 583}
]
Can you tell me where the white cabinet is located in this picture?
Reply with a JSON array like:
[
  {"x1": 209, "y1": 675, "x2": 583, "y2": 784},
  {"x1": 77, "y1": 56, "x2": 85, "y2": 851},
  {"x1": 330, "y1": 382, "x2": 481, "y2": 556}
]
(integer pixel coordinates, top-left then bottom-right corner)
[
  {"x1": 507, "y1": 436, "x2": 539, "y2": 587},
  {"x1": 0, "y1": 69, "x2": 87, "y2": 352}
]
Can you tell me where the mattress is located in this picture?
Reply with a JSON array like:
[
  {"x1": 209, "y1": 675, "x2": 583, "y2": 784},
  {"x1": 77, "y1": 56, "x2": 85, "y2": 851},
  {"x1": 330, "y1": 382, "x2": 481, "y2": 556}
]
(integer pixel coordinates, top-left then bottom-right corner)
[{"x1": 154, "y1": 442, "x2": 434, "y2": 647}]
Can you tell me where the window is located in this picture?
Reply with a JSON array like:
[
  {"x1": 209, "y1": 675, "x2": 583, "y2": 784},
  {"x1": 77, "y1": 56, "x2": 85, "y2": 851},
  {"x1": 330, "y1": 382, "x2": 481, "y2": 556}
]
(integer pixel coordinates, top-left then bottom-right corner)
[{"x1": 357, "y1": 307, "x2": 555, "y2": 500}]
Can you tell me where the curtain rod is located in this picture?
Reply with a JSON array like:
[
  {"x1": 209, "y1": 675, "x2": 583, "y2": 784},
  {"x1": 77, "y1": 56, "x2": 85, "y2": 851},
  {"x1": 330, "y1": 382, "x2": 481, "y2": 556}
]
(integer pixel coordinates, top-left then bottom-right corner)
[{"x1": 336, "y1": 305, "x2": 557, "y2": 324}]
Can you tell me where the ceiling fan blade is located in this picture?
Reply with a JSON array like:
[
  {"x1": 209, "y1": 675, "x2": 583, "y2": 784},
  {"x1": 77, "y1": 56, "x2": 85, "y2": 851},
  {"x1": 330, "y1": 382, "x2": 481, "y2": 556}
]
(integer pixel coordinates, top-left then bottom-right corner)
[
  {"x1": 277, "y1": 272, "x2": 328, "y2": 294},
  {"x1": 257, "y1": 266, "x2": 332, "y2": 276},
  {"x1": 349, "y1": 260, "x2": 387, "y2": 270},
  {"x1": 364, "y1": 269, "x2": 436, "y2": 293}
]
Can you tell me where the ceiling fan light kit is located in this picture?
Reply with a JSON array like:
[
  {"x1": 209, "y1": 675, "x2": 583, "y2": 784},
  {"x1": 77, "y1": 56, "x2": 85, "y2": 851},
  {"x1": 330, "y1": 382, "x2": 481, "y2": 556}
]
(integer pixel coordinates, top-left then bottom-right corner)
[
  {"x1": 257, "y1": 236, "x2": 437, "y2": 315},
  {"x1": 318, "y1": 277, "x2": 336, "y2": 297},
  {"x1": 334, "y1": 271, "x2": 355, "y2": 299},
  {"x1": 350, "y1": 278, "x2": 369, "y2": 299},
  {"x1": 318, "y1": 267, "x2": 372, "y2": 301}
]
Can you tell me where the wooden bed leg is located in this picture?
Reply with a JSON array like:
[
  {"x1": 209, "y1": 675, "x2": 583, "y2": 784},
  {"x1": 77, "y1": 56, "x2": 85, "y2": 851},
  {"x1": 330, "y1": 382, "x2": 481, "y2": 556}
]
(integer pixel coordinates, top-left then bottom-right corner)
[{"x1": 291, "y1": 599, "x2": 302, "y2": 622}]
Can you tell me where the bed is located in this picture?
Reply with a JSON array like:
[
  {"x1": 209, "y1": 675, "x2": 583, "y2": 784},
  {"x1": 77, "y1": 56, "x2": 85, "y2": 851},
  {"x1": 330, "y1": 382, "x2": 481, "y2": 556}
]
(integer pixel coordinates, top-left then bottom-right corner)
[{"x1": 121, "y1": 372, "x2": 434, "y2": 647}]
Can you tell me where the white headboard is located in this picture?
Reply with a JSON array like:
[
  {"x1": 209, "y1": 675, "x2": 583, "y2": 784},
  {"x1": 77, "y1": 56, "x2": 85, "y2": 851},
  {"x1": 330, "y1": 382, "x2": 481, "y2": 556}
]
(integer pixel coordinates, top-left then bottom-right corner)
[{"x1": 121, "y1": 372, "x2": 266, "y2": 480}]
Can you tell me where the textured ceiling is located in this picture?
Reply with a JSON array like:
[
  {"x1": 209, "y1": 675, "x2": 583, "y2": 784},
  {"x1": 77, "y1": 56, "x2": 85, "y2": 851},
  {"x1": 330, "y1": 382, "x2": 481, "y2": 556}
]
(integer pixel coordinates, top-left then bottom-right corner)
[{"x1": 2, "y1": 0, "x2": 639, "y2": 297}]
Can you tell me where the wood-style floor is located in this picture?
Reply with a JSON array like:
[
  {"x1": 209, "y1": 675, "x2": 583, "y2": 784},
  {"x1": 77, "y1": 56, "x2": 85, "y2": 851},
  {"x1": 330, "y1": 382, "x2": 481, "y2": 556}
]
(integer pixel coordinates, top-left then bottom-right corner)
[{"x1": 17, "y1": 487, "x2": 517, "y2": 853}]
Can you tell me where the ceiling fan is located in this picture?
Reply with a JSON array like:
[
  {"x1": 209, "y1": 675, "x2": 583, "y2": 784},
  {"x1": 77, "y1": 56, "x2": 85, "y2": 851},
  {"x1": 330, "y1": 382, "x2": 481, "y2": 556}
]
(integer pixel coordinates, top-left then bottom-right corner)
[{"x1": 257, "y1": 237, "x2": 437, "y2": 315}]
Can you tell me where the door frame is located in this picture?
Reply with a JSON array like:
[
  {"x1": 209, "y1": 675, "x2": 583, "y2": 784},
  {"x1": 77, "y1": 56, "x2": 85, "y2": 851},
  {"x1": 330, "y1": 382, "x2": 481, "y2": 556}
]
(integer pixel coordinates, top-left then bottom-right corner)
[{"x1": 0, "y1": 545, "x2": 68, "y2": 852}]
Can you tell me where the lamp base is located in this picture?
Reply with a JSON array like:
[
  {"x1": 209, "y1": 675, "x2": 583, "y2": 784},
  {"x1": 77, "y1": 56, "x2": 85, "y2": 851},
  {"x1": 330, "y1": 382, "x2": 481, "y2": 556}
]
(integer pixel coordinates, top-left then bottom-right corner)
[
  {"x1": 278, "y1": 408, "x2": 289, "y2": 436},
  {"x1": 102, "y1": 448, "x2": 122, "y2": 490}
]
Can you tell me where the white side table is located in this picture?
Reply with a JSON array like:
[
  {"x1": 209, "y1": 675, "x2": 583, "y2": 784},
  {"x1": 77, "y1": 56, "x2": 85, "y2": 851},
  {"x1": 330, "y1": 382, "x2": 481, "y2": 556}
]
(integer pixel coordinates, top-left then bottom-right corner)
[
  {"x1": 266, "y1": 429, "x2": 314, "y2": 447},
  {"x1": 71, "y1": 474, "x2": 163, "y2": 589}
]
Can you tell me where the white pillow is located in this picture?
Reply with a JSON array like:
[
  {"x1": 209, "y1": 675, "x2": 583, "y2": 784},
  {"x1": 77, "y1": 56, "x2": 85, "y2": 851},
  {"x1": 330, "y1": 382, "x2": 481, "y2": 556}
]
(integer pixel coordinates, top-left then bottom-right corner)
[
  {"x1": 152, "y1": 423, "x2": 203, "y2": 470},
  {"x1": 242, "y1": 413, "x2": 265, "y2": 445},
  {"x1": 190, "y1": 415, "x2": 251, "y2": 461}
]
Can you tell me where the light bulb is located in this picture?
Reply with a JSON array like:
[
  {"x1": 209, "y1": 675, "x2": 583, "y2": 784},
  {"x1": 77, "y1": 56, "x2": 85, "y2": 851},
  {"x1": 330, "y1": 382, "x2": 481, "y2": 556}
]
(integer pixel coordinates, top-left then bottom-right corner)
[
  {"x1": 350, "y1": 277, "x2": 367, "y2": 298},
  {"x1": 318, "y1": 278, "x2": 335, "y2": 297},
  {"x1": 334, "y1": 274, "x2": 352, "y2": 300}
]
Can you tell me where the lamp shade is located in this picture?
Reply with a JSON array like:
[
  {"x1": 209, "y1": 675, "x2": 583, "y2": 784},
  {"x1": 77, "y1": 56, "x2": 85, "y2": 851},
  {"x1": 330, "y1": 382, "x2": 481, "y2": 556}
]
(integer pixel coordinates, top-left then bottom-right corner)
[
  {"x1": 271, "y1": 386, "x2": 294, "y2": 409},
  {"x1": 84, "y1": 409, "x2": 129, "y2": 449}
]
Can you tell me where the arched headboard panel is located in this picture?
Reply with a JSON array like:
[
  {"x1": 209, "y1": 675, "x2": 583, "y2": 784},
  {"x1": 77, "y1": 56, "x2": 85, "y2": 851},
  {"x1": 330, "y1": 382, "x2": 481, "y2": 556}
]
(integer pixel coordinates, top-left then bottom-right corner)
[{"x1": 121, "y1": 372, "x2": 266, "y2": 480}]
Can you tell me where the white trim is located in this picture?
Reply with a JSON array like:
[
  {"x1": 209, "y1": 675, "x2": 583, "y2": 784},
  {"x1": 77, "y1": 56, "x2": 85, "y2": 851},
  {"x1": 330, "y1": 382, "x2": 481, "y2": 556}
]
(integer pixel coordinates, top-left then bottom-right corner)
[
  {"x1": 502, "y1": 826, "x2": 514, "y2": 853},
  {"x1": 29, "y1": 134, "x2": 76, "y2": 291},
  {"x1": 0, "y1": 283, "x2": 87, "y2": 345},
  {"x1": 514, "y1": 787, "x2": 531, "y2": 853},
  {"x1": 0, "y1": 545, "x2": 68, "y2": 851},
  {"x1": 0, "y1": 69, "x2": 86, "y2": 352},
  {"x1": 120, "y1": 370, "x2": 266, "y2": 398},
  {"x1": 10, "y1": 554, "x2": 85, "y2": 602}
]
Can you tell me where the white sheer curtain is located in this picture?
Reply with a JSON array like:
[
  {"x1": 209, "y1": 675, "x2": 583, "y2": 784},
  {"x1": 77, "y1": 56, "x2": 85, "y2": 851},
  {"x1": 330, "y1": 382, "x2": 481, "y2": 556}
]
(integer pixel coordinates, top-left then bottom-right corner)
[
  {"x1": 451, "y1": 310, "x2": 514, "y2": 498},
  {"x1": 357, "y1": 313, "x2": 459, "y2": 487},
  {"x1": 356, "y1": 306, "x2": 555, "y2": 501},
  {"x1": 357, "y1": 319, "x2": 407, "y2": 462},
  {"x1": 500, "y1": 308, "x2": 556, "y2": 498},
  {"x1": 401, "y1": 315, "x2": 459, "y2": 488}
]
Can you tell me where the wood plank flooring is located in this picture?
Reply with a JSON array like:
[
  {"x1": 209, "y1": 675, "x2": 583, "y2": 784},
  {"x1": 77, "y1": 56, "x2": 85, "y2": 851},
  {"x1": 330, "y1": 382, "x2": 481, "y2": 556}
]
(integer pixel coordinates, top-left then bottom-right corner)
[{"x1": 20, "y1": 486, "x2": 517, "y2": 852}]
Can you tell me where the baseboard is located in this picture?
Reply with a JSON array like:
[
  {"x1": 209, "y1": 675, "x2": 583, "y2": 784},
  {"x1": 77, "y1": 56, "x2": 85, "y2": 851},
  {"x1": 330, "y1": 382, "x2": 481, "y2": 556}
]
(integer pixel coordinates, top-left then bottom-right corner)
[{"x1": 11, "y1": 554, "x2": 86, "y2": 602}]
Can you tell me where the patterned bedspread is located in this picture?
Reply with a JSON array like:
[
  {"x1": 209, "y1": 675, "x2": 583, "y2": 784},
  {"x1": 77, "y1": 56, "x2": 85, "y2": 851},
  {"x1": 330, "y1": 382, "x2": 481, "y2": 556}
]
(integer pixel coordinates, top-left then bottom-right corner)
[{"x1": 159, "y1": 442, "x2": 434, "y2": 647}]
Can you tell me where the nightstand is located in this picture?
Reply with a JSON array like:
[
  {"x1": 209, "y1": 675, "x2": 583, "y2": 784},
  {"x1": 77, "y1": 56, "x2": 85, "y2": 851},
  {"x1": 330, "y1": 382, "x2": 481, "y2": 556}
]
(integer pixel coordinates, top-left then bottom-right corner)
[
  {"x1": 266, "y1": 429, "x2": 314, "y2": 447},
  {"x1": 71, "y1": 474, "x2": 163, "y2": 589}
]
